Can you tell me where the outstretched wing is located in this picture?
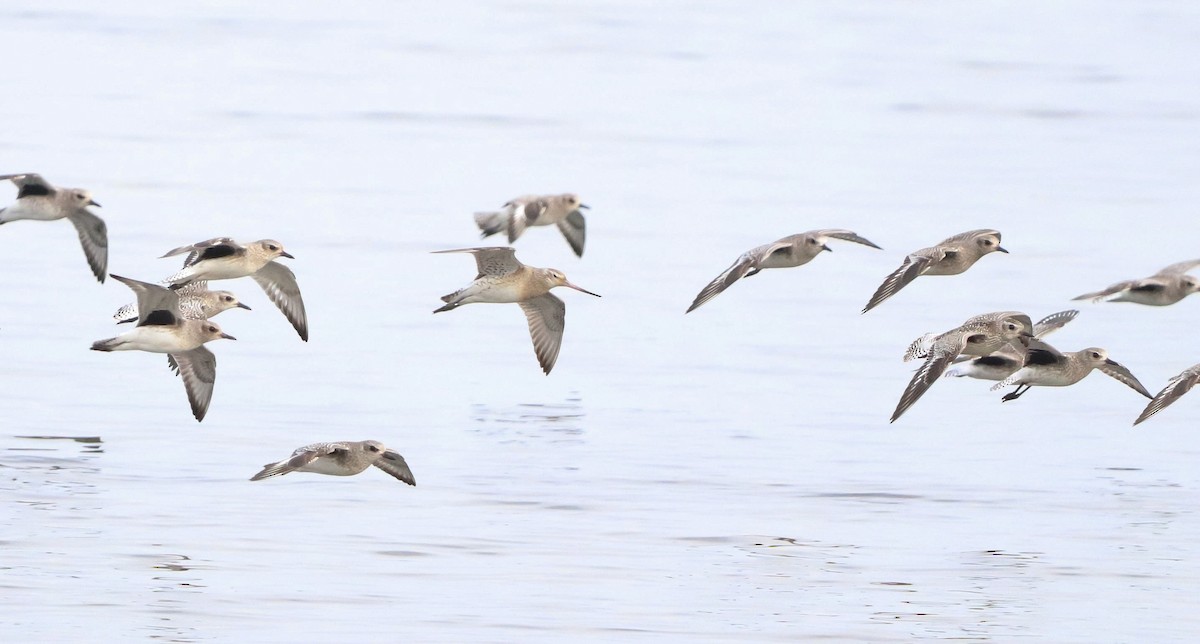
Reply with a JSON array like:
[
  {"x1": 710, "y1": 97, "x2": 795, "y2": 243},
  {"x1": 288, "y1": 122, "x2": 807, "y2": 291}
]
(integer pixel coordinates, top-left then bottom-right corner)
[
  {"x1": 1134, "y1": 364, "x2": 1200, "y2": 425},
  {"x1": 519, "y1": 293, "x2": 566, "y2": 374},
  {"x1": 66, "y1": 209, "x2": 108, "y2": 283},
  {"x1": 171, "y1": 346, "x2": 218, "y2": 422},
  {"x1": 110, "y1": 274, "x2": 182, "y2": 325},
  {"x1": 812, "y1": 229, "x2": 883, "y2": 250},
  {"x1": 1098, "y1": 360, "x2": 1153, "y2": 399},
  {"x1": 252, "y1": 260, "x2": 308, "y2": 341},
  {"x1": 432, "y1": 246, "x2": 522, "y2": 278},
  {"x1": 1154, "y1": 259, "x2": 1200, "y2": 276},
  {"x1": 373, "y1": 450, "x2": 417, "y2": 486},
  {"x1": 0, "y1": 173, "x2": 55, "y2": 198},
  {"x1": 1032, "y1": 310, "x2": 1079, "y2": 338},
  {"x1": 556, "y1": 209, "x2": 586, "y2": 257},
  {"x1": 249, "y1": 442, "x2": 345, "y2": 481},
  {"x1": 684, "y1": 246, "x2": 778, "y2": 313},
  {"x1": 863, "y1": 252, "x2": 938, "y2": 313},
  {"x1": 891, "y1": 333, "x2": 967, "y2": 422}
]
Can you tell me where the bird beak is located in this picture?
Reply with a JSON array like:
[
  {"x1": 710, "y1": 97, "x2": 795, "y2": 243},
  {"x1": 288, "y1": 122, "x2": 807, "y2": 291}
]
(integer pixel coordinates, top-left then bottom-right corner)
[
  {"x1": 89, "y1": 199, "x2": 102, "y2": 207},
  {"x1": 996, "y1": 246, "x2": 1009, "y2": 253},
  {"x1": 236, "y1": 302, "x2": 252, "y2": 310},
  {"x1": 564, "y1": 281, "x2": 601, "y2": 297},
  {"x1": 821, "y1": 244, "x2": 832, "y2": 253},
  {"x1": 221, "y1": 333, "x2": 237, "y2": 341},
  {"x1": 1020, "y1": 330, "x2": 1035, "y2": 338},
  {"x1": 280, "y1": 251, "x2": 295, "y2": 259},
  {"x1": 1105, "y1": 358, "x2": 1119, "y2": 366},
  {"x1": 579, "y1": 204, "x2": 591, "y2": 210}
]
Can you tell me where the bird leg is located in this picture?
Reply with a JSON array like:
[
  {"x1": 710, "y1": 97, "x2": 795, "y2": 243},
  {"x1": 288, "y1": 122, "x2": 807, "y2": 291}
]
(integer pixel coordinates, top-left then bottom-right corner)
[{"x1": 1001, "y1": 384, "x2": 1031, "y2": 402}]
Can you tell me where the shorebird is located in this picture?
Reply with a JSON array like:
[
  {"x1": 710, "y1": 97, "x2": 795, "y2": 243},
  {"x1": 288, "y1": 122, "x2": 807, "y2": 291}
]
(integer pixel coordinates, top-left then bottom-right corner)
[
  {"x1": 250, "y1": 440, "x2": 416, "y2": 485},
  {"x1": 1072, "y1": 259, "x2": 1200, "y2": 306},
  {"x1": 685, "y1": 229, "x2": 882, "y2": 313},
  {"x1": 890, "y1": 311, "x2": 1033, "y2": 422},
  {"x1": 474, "y1": 193, "x2": 589, "y2": 257},
  {"x1": 113, "y1": 281, "x2": 250, "y2": 324},
  {"x1": 1133, "y1": 364, "x2": 1200, "y2": 425},
  {"x1": 91, "y1": 274, "x2": 236, "y2": 422},
  {"x1": 862, "y1": 229, "x2": 1007, "y2": 313},
  {"x1": 992, "y1": 344, "x2": 1152, "y2": 402},
  {"x1": 433, "y1": 246, "x2": 600, "y2": 374},
  {"x1": 0, "y1": 173, "x2": 107, "y2": 282},
  {"x1": 940, "y1": 310, "x2": 1080, "y2": 381},
  {"x1": 159, "y1": 237, "x2": 307, "y2": 341}
]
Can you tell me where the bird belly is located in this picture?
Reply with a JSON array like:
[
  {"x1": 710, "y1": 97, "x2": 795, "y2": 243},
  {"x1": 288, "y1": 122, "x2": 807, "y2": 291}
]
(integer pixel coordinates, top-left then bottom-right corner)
[
  {"x1": 0, "y1": 200, "x2": 64, "y2": 222},
  {"x1": 113, "y1": 326, "x2": 196, "y2": 353},
  {"x1": 299, "y1": 459, "x2": 366, "y2": 476}
]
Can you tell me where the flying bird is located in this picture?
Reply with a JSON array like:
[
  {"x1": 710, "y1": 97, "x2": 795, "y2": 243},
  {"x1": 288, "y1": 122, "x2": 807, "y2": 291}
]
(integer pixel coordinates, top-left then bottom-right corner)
[
  {"x1": 433, "y1": 246, "x2": 599, "y2": 374},
  {"x1": 863, "y1": 229, "x2": 1007, "y2": 313},
  {"x1": 685, "y1": 229, "x2": 882, "y2": 313},
  {"x1": 0, "y1": 173, "x2": 107, "y2": 282}
]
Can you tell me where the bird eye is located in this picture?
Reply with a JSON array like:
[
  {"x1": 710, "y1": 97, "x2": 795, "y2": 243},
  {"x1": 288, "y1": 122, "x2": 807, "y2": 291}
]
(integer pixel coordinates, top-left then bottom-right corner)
[
  {"x1": 208, "y1": 325, "x2": 217, "y2": 332},
  {"x1": 223, "y1": 296, "x2": 233, "y2": 302},
  {"x1": 368, "y1": 445, "x2": 379, "y2": 452},
  {"x1": 1092, "y1": 352, "x2": 1101, "y2": 359}
]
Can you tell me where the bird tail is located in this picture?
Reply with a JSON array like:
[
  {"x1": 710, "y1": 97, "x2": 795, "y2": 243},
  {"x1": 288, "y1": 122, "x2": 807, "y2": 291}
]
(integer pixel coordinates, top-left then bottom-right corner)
[
  {"x1": 903, "y1": 333, "x2": 937, "y2": 362},
  {"x1": 473, "y1": 211, "x2": 505, "y2": 237},
  {"x1": 91, "y1": 336, "x2": 124, "y2": 351},
  {"x1": 113, "y1": 302, "x2": 138, "y2": 324}
]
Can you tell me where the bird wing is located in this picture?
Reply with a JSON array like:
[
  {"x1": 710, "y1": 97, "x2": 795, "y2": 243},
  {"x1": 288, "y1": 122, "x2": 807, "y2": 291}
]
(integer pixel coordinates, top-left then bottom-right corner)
[
  {"x1": 519, "y1": 293, "x2": 566, "y2": 374},
  {"x1": 110, "y1": 274, "x2": 183, "y2": 325},
  {"x1": 160, "y1": 237, "x2": 242, "y2": 265},
  {"x1": 862, "y1": 252, "x2": 938, "y2": 313},
  {"x1": 374, "y1": 450, "x2": 417, "y2": 486},
  {"x1": 1134, "y1": 364, "x2": 1200, "y2": 425},
  {"x1": 251, "y1": 260, "x2": 308, "y2": 341},
  {"x1": 507, "y1": 200, "x2": 546, "y2": 243},
  {"x1": 938, "y1": 229, "x2": 1001, "y2": 245},
  {"x1": 1098, "y1": 361, "x2": 1153, "y2": 399},
  {"x1": 171, "y1": 346, "x2": 218, "y2": 422},
  {"x1": 1032, "y1": 310, "x2": 1079, "y2": 338},
  {"x1": 432, "y1": 246, "x2": 522, "y2": 277},
  {"x1": 1072, "y1": 280, "x2": 1137, "y2": 302},
  {"x1": 812, "y1": 229, "x2": 883, "y2": 250},
  {"x1": 65, "y1": 209, "x2": 108, "y2": 283},
  {"x1": 890, "y1": 333, "x2": 967, "y2": 422},
  {"x1": 556, "y1": 209, "x2": 586, "y2": 257},
  {"x1": 249, "y1": 442, "x2": 346, "y2": 481},
  {"x1": 1155, "y1": 259, "x2": 1200, "y2": 276},
  {"x1": 0, "y1": 173, "x2": 55, "y2": 198},
  {"x1": 685, "y1": 247, "x2": 773, "y2": 313}
]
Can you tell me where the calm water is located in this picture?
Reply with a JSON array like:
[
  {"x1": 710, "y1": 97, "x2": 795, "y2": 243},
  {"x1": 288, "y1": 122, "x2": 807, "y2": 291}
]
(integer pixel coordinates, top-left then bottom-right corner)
[{"x1": 3, "y1": 1, "x2": 1200, "y2": 641}]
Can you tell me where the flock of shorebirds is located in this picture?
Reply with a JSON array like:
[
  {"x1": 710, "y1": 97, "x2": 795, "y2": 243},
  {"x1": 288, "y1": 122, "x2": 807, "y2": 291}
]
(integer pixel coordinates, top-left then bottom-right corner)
[{"x1": 3, "y1": 174, "x2": 1199, "y2": 482}]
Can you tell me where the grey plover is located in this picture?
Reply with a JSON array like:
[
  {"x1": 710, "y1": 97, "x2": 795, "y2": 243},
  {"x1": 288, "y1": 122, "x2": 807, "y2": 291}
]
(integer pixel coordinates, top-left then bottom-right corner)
[
  {"x1": 474, "y1": 193, "x2": 589, "y2": 257},
  {"x1": 113, "y1": 281, "x2": 250, "y2": 323},
  {"x1": 1072, "y1": 259, "x2": 1200, "y2": 306},
  {"x1": 159, "y1": 237, "x2": 307, "y2": 341},
  {"x1": 863, "y1": 229, "x2": 1007, "y2": 313},
  {"x1": 250, "y1": 440, "x2": 416, "y2": 485},
  {"x1": 940, "y1": 310, "x2": 1080, "y2": 381},
  {"x1": 91, "y1": 274, "x2": 236, "y2": 422},
  {"x1": 1133, "y1": 363, "x2": 1200, "y2": 425},
  {"x1": 433, "y1": 246, "x2": 600, "y2": 374},
  {"x1": 0, "y1": 173, "x2": 107, "y2": 282},
  {"x1": 891, "y1": 312, "x2": 1033, "y2": 422},
  {"x1": 685, "y1": 229, "x2": 882, "y2": 313},
  {"x1": 992, "y1": 344, "x2": 1152, "y2": 402}
]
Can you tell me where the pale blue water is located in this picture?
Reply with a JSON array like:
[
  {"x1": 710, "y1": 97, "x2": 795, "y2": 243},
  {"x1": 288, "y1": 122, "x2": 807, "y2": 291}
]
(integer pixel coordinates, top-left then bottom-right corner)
[{"x1": 3, "y1": 2, "x2": 1200, "y2": 641}]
